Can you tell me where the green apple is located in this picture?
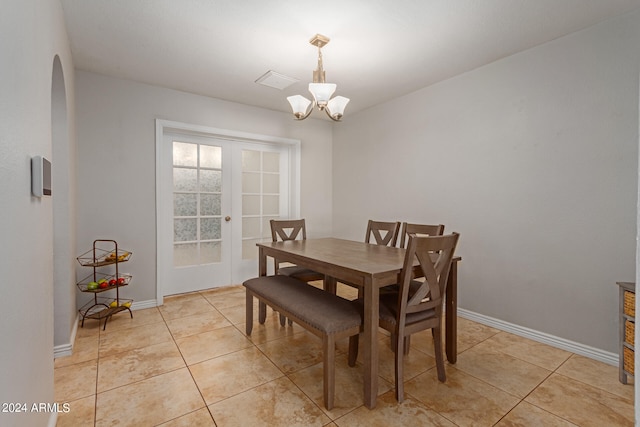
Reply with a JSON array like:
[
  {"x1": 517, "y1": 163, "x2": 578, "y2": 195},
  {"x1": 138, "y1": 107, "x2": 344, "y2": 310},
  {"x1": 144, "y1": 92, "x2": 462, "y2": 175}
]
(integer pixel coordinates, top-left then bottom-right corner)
[{"x1": 87, "y1": 281, "x2": 98, "y2": 290}]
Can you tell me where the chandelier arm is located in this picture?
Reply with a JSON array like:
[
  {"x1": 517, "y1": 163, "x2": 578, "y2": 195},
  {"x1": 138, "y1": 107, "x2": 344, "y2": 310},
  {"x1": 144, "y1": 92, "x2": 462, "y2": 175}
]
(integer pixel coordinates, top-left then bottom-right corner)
[
  {"x1": 294, "y1": 102, "x2": 315, "y2": 121},
  {"x1": 324, "y1": 106, "x2": 342, "y2": 122}
]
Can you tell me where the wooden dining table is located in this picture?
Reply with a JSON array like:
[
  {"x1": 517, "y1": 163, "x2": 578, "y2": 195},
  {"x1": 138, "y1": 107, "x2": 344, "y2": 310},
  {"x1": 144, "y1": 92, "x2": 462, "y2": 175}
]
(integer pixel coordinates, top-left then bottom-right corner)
[{"x1": 256, "y1": 237, "x2": 461, "y2": 409}]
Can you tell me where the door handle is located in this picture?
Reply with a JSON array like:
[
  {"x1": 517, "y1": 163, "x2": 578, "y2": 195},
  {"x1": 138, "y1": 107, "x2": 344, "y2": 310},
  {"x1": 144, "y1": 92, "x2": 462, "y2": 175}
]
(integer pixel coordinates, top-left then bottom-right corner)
[{"x1": 225, "y1": 216, "x2": 231, "y2": 222}]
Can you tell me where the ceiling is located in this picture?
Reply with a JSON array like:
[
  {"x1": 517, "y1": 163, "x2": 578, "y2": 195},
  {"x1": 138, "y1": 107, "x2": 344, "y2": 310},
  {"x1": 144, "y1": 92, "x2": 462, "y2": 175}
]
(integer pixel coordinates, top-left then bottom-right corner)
[{"x1": 60, "y1": 0, "x2": 640, "y2": 119}]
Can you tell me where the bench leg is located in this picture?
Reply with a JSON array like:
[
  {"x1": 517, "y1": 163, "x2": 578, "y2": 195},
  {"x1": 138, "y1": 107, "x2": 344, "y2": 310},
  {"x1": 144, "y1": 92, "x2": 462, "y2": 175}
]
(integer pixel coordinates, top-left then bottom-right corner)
[
  {"x1": 246, "y1": 291, "x2": 254, "y2": 335},
  {"x1": 258, "y1": 301, "x2": 266, "y2": 324},
  {"x1": 323, "y1": 334, "x2": 336, "y2": 410}
]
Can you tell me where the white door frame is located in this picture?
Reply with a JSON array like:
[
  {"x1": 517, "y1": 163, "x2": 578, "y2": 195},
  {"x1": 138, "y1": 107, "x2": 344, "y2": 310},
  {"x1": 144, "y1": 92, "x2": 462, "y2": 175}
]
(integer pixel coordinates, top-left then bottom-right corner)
[{"x1": 155, "y1": 119, "x2": 301, "y2": 305}]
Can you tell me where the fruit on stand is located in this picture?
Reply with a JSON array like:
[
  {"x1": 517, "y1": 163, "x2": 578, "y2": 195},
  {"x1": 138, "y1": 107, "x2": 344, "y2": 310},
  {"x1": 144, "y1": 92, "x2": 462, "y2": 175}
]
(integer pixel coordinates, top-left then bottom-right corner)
[
  {"x1": 99, "y1": 281, "x2": 109, "y2": 289},
  {"x1": 98, "y1": 278, "x2": 108, "y2": 285},
  {"x1": 87, "y1": 281, "x2": 98, "y2": 291},
  {"x1": 117, "y1": 277, "x2": 126, "y2": 285},
  {"x1": 122, "y1": 301, "x2": 132, "y2": 308},
  {"x1": 109, "y1": 301, "x2": 118, "y2": 308},
  {"x1": 109, "y1": 279, "x2": 117, "y2": 286}
]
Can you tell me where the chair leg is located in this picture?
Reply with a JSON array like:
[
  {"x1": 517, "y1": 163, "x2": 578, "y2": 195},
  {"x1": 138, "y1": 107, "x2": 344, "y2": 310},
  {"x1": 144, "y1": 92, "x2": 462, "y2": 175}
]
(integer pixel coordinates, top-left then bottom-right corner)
[
  {"x1": 394, "y1": 333, "x2": 405, "y2": 402},
  {"x1": 432, "y1": 327, "x2": 446, "y2": 382},
  {"x1": 348, "y1": 334, "x2": 359, "y2": 366},
  {"x1": 323, "y1": 334, "x2": 335, "y2": 410},
  {"x1": 245, "y1": 292, "x2": 254, "y2": 335},
  {"x1": 279, "y1": 313, "x2": 286, "y2": 326}
]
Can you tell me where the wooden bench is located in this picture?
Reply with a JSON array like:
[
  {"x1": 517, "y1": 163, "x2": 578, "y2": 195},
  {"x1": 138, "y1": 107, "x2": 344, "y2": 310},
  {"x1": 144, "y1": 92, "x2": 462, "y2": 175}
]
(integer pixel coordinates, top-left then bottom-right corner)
[{"x1": 243, "y1": 275, "x2": 362, "y2": 410}]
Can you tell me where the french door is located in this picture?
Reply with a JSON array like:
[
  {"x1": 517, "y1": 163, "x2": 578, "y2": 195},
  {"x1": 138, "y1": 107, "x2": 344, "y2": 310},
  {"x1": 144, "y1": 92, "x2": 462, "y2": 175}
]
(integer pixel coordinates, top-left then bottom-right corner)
[{"x1": 156, "y1": 121, "x2": 299, "y2": 298}]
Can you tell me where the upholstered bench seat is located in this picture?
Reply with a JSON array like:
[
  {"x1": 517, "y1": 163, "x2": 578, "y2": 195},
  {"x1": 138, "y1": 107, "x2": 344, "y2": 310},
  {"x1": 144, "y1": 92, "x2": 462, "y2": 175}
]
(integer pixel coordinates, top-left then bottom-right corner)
[{"x1": 243, "y1": 275, "x2": 362, "y2": 410}]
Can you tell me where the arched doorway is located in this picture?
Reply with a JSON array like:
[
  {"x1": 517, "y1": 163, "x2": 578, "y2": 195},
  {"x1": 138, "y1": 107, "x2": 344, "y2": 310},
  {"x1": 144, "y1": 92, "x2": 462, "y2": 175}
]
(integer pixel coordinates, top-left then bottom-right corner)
[{"x1": 51, "y1": 55, "x2": 75, "y2": 355}]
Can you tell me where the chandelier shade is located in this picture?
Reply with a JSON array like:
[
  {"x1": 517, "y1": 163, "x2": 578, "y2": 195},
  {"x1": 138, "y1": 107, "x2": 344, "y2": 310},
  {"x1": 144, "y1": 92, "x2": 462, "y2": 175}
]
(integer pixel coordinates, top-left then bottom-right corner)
[{"x1": 287, "y1": 34, "x2": 349, "y2": 122}]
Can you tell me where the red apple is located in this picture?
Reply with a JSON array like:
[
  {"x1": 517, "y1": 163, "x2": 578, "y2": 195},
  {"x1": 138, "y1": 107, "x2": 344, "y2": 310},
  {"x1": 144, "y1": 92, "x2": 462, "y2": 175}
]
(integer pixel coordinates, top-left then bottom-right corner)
[
  {"x1": 117, "y1": 277, "x2": 125, "y2": 285},
  {"x1": 99, "y1": 281, "x2": 109, "y2": 289},
  {"x1": 109, "y1": 279, "x2": 117, "y2": 286}
]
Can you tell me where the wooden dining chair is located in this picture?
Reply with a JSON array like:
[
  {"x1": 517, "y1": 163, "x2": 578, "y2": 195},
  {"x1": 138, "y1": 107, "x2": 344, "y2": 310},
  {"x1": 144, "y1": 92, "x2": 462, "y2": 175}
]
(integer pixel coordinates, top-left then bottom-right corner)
[
  {"x1": 270, "y1": 219, "x2": 324, "y2": 282},
  {"x1": 270, "y1": 219, "x2": 325, "y2": 325},
  {"x1": 398, "y1": 222, "x2": 445, "y2": 248},
  {"x1": 365, "y1": 220, "x2": 401, "y2": 247},
  {"x1": 348, "y1": 232, "x2": 460, "y2": 402}
]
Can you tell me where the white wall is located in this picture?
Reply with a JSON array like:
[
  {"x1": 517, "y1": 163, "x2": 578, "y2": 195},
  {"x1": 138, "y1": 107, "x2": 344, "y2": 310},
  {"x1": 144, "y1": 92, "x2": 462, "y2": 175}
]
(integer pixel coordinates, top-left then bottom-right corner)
[
  {"x1": 333, "y1": 11, "x2": 640, "y2": 353},
  {"x1": 0, "y1": 1, "x2": 76, "y2": 426},
  {"x1": 74, "y1": 71, "x2": 333, "y2": 305}
]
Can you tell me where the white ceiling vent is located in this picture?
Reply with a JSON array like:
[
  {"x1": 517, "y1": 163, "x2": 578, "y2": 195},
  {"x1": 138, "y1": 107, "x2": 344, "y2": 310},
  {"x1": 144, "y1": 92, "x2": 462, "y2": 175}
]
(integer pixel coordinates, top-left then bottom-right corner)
[{"x1": 255, "y1": 70, "x2": 298, "y2": 90}]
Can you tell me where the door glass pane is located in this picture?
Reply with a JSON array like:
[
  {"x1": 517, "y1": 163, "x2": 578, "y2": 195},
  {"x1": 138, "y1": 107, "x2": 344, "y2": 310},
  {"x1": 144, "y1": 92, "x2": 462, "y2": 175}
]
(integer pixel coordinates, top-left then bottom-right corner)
[
  {"x1": 174, "y1": 243, "x2": 198, "y2": 267},
  {"x1": 262, "y1": 195, "x2": 279, "y2": 215},
  {"x1": 200, "y1": 145, "x2": 221, "y2": 169},
  {"x1": 200, "y1": 194, "x2": 221, "y2": 216},
  {"x1": 200, "y1": 217, "x2": 221, "y2": 240},
  {"x1": 262, "y1": 174, "x2": 279, "y2": 193},
  {"x1": 173, "y1": 168, "x2": 197, "y2": 191},
  {"x1": 200, "y1": 170, "x2": 222, "y2": 192},
  {"x1": 173, "y1": 142, "x2": 197, "y2": 167},
  {"x1": 242, "y1": 217, "x2": 261, "y2": 238},
  {"x1": 242, "y1": 150, "x2": 260, "y2": 171},
  {"x1": 174, "y1": 193, "x2": 197, "y2": 216},
  {"x1": 174, "y1": 218, "x2": 197, "y2": 242},
  {"x1": 242, "y1": 238, "x2": 261, "y2": 260},
  {"x1": 201, "y1": 241, "x2": 221, "y2": 263},
  {"x1": 242, "y1": 172, "x2": 260, "y2": 193},
  {"x1": 242, "y1": 195, "x2": 260, "y2": 215},
  {"x1": 263, "y1": 152, "x2": 280, "y2": 173}
]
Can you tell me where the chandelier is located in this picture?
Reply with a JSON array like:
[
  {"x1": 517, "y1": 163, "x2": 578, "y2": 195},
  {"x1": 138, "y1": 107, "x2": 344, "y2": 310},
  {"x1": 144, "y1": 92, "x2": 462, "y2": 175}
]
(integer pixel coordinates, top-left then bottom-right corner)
[{"x1": 287, "y1": 34, "x2": 350, "y2": 122}]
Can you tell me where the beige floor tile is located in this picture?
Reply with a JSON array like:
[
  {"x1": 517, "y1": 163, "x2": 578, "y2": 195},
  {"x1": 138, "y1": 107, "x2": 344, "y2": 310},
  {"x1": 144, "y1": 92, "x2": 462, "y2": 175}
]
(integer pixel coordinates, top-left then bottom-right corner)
[
  {"x1": 95, "y1": 368, "x2": 205, "y2": 427},
  {"x1": 215, "y1": 302, "x2": 255, "y2": 325},
  {"x1": 54, "y1": 359, "x2": 98, "y2": 402},
  {"x1": 289, "y1": 358, "x2": 393, "y2": 419},
  {"x1": 75, "y1": 318, "x2": 103, "y2": 338},
  {"x1": 159, "y1": 293, "x2": 216, "y2": 320},
  {"x1": 455, "y1": 340, "x2": 552, "y2": 397},
  {"x1": 175, "y1": 325, "x2": 253, "y2": 365},
  {"x1": 257, "y1": 330, "x2": 324, "y2": 374},
  {"x1": 190, "y1": 347, "x2": 283, "y2": 404},
  {"x1": 99, "y1": 321, "x2": 173, "y2": 357},
  {"x1": 101, "y1": 307, "x2": 164, "y2": 332},
  {"x1": 405, "y1": 366, "x2": 520, "y2": 427},
  {"x1": 97, "y1": 340, "x2": 185, "y2": 392},
  {"x1": 165, "y1": 309, "x2": 232, "y2": 340},
  {"x1": 157, "y1": 408, "x2": 216, "y2": 426},
  {"x1": 55, "y1": 395, "x2": 96, "y2": 427},
  {"x1": 201, "y1": 287, "x2": 246, "y2": 308},
  {"x1": 334, "y1": 390, "x2": 457, "y2": 427},
  {"x1": 238, "y1": 315, "x2": 306, "y2": 346},
  {"x1": 556, "y1": 354, "x2": 634, "y2": 400},
  {"x1": 525, "y1": 373, "x2": 634, "y2": 427},
  {"x1": 495, "y1": 401, "x2": 578, "y2": 426},
  {"x1": 55, "y1": 335, "x2": 99, "y2": 368},
  {"x1": 208, "y1": 376, "x2": 331, "y2": 427},
  {"x1": 483, "y1": 332, "x2": 572, "y2": 370}
]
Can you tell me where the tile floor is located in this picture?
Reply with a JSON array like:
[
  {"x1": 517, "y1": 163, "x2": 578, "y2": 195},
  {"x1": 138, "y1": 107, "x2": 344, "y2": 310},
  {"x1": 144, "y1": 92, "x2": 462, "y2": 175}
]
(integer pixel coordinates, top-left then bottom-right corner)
[{"x1": 55, "y1": 283, "x2": 634, "y2": 426}]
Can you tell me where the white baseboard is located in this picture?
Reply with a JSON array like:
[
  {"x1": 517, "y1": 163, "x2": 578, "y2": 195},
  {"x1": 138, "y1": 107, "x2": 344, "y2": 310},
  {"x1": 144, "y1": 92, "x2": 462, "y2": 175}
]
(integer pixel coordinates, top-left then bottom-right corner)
[
  {"x1": 131, "y1": 299, "x2": 158, "y2": 310},
  {"x1": 48, "y1": 412, "x2": 58, "y2": 427},
  {"x1": 457, "y1": 308, "x2": 618, "y2": 366}
]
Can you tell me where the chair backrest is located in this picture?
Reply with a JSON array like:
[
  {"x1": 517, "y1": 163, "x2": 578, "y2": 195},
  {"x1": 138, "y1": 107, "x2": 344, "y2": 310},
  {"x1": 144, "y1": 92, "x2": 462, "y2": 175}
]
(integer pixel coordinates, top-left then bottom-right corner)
[
  {"x1": 270, "y1": 219, "x2": 307, "y2": 242},
  {"x1": 365, "y1": 220, "x2": 400, "y2": 247},
  {"x1": 397, "y1": 233, "x2": 460, "y2": 321},
  {"x1": 399, "y1": 223, "x2": 445, "y2": 248}
]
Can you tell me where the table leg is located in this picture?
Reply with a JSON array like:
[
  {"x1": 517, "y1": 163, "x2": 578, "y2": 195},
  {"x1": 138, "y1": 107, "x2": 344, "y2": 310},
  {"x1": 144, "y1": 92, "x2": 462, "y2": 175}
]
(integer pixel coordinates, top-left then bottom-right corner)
[
  {"x1": 324, "y1": 276, "x2": 337, "y2": 294},
  {"x1": 445, "y1": 260, "x2": 458, "y2": 363},
  {"x1": 363, "y1": 277, "x2": 378, "y2": 409}
]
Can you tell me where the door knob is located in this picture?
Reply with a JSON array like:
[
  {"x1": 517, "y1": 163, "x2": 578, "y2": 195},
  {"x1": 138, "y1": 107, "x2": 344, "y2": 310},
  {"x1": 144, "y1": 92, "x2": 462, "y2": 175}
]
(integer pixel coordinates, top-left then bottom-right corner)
[{"x1": 225, "y1": 216, "x2": 231, "y2": 222}]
